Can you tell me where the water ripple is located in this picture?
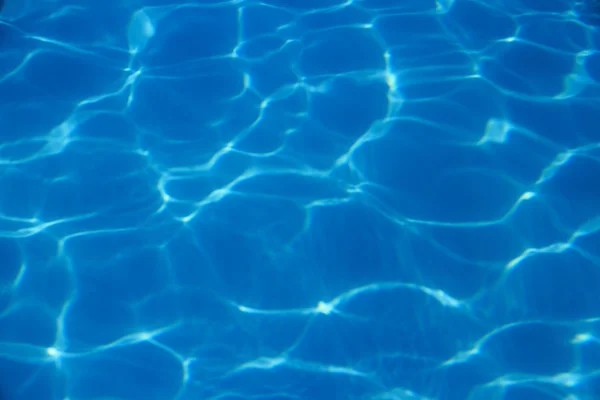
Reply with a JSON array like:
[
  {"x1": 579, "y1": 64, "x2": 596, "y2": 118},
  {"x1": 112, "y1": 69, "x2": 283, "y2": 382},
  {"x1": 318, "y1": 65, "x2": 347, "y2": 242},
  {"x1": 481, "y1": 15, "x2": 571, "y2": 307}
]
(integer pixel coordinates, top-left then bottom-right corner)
[{"x1": 0, "y1": 0, "x2": 599, "y2": 399}]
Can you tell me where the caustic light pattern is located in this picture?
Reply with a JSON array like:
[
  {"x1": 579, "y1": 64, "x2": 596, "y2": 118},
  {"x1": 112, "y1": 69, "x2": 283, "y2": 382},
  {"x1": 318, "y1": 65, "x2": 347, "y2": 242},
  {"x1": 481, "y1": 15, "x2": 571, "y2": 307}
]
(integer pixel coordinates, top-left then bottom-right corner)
[{"x1": 0, "y1": 0, "x2": 600, "y2": 399}]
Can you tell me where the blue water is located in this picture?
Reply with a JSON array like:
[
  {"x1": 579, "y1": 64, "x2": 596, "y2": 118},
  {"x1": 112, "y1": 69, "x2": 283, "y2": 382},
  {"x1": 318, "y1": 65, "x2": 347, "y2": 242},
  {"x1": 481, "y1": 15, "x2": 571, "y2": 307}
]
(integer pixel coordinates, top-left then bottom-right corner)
[{"x1": 1, "y1": 0, "x2": 600, "y2": 399}]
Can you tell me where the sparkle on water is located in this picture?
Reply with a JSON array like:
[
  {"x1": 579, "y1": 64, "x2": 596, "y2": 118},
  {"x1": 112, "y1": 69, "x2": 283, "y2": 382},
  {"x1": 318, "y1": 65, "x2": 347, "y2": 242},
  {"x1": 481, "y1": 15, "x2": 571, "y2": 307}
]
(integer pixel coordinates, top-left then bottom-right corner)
[{"x1": 0, "y1": 0, "x2": 599, "y2": 399}]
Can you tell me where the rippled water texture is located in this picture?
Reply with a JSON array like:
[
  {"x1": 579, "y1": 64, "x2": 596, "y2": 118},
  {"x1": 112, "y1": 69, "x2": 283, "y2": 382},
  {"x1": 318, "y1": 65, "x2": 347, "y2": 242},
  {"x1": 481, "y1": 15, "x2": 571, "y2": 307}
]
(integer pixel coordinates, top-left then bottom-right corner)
[{"x1": 0, "y1": 0, "x2": 599, "y2": 399}]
